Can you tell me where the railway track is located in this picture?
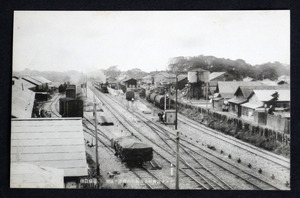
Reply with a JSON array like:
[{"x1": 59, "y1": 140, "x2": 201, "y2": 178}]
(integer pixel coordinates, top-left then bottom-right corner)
[
  {"x1": 89, "y1": 85, "x2": 214, "y2": 189},
  {"x1": 82, "y1": 116, "x2": 171, "y2": 189},
  {"x1": 138, "y1": 97, "x2": 290, "y2": 170},
  {"x1": 178, "y1": 114, "x2": 290, "y2": 169},
  {"x1": 49, "y1": 94, "x2": 62, "y2": 117},
  {"x1": 99, "y1": 87, "x2": 288, "y2": 190}
]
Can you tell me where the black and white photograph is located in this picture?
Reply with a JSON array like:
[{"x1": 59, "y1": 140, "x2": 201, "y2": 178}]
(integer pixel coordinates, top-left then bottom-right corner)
[{"x1": 10, "y1": 11, "x2": 290, "y2": 190}]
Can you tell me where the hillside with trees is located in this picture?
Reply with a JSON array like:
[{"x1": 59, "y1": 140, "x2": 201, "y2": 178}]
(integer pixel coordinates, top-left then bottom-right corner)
[{"x1": 168, "y1": 55, "x2": 290, "y2": 80}]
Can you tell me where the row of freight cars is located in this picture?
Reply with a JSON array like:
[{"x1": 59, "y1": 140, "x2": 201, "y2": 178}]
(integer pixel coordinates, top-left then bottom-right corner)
[{"x1": 145, "y1": 90, "x2": 175, "y2": 109}]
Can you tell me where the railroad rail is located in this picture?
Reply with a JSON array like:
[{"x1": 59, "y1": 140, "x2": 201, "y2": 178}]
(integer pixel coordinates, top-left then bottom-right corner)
[
  {"x1": 97, "y1": 86, "x2": 287, "y2": 190},
  {"x1": 83, "y1": 116, "x2": 171, "y2": 189},
  {"x1": 89, "y1": 84, "x2": 212, "y2": 189}
]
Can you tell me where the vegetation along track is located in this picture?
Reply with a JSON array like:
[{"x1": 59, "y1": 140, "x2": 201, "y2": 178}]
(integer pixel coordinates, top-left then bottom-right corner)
[
  {"x1": 90, "y1": 85, "x2": 276, "y2": 190},
  {"x1": 178, "y1": 114, "x2": 290, "y2": 169},
  {"x1": 140, "y1": 98, "x2": 289, "y2": 170},
  {"x1": 100, "y1": 88, "x2": 286, "y2": 190}
]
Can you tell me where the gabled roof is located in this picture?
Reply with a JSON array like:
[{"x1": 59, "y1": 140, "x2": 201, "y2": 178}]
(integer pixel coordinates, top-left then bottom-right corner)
[
  {"x1": 217, "y1": 81, "x2": 263, "y2": 99},
  {"x1": 177, "y1": 74, "x2": 187, "y2": 82},
  {"x1": 209, "y1": 72, "x2": 225, "y2": 81},
  {"x1": 22, "y1": 76, "x2": 42, "y2": 86},
  {"x1": 252, "y1": 90, "x2": 290, "y2": 102},
  {"x1": 11, "y1": 118, "x2": 88, "y2": 177},
  {"x1": 241, "y1": 102, "x2": 263, "y2": 109},
  {"x1": 237, "y1": 85, "x2": 290, "y2": 98},
  {"x1": 124, "y1": 78, "x2": 137, "y2": 83},
  {"x1": 11, "y1": 86, "x2": 35, "y2": 118},
  {"x1": 13, "y1": 77, "x2": 36, "y2": 90},
  {"x1": 228, "y1": 97, "x2": 248, "y2": 104}
]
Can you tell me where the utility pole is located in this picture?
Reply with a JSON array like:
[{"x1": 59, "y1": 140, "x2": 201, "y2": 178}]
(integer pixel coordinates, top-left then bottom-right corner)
[
  {"x1": 93, "y1": 94, "x2": 100, "y2": 188},
  {"x1": 164, "y1": 88, "x2": 167, "y2": 111},
  {"x1": 175, "y1": 76, "x2": 179, "y2": 189}
]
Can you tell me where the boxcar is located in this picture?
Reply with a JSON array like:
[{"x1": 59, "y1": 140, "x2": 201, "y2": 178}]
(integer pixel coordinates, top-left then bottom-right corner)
[
  {"x1": 59, "y1": 97, "x2": 83, "y2": 117},
  {"x1": 126, "y1": 91, "x2": 135, "y2": 101},
  {"x1": 112, "y1": 136, "x2": 153, "y2": 163}
]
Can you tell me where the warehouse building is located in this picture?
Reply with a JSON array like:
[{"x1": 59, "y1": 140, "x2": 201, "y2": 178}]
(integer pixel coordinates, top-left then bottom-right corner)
[{"x1": 11, "y1": 118, "x2": 88, "y2": 188}]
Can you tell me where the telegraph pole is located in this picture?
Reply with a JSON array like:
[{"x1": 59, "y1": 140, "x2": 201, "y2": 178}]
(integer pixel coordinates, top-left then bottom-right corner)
[
  {"x1": 93, "y1": 94, "x2": 100, "y2": 188},
  {"x1": 175, "y1": 76, "x2": 179, "y2": 189}
]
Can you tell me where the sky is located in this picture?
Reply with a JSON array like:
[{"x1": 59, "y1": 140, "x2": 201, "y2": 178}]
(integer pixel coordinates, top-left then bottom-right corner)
[{"x1": 13, "y1": 11, "x2": 290, "y2": 73}]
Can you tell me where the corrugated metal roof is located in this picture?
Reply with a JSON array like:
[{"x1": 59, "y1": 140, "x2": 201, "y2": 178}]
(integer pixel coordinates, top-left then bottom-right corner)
[
  {"x1": 22, "y1": 76, "x2": 42, "y2": 86},
  {"x1": 253, "y1": 90, "x2": 290, "y2": 102},
  {"x1": 11, "y1": 86, "x2": 35, "y2": 118},
  {"x1": 217, "y1": 81, "x2": 263, "y2": 99},
  {"x1": 33, "y1": 76, "x2": 51, "y2": 84},
  {"x1": 13, "y1": 78, "x2": 36, "y2": 90},
  {"x1": 241, "y1": 102, "x2": 263, "y2": 109},
  {"x1": 209, "y1": 72, "x2": 225, "y2": 81},
  {"x1": 11, "y1": 162, "x2": 64, "y2": 188},
  {"x1": 11, "y1": 118, "x2": 88, "y2": 177}
]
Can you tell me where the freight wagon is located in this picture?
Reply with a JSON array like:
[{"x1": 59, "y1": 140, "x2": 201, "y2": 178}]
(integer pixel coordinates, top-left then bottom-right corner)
[
  {"x1": 112, "y1": 136, "x2": 153, "y2": 164},
  {"x1": 125, "y1": 90, "x2": 135, "y2": 101},
  {"x1": 148, "y1": 93, "x2": 175, "y2": 109},
  {"x1": 59, "y1": 98, "x2": 83, "y2": 117}
]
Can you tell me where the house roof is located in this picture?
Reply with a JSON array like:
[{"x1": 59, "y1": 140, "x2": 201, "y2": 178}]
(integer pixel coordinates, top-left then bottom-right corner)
[
  {"x1": 22, "y1": 76, "x2": 42, "y2": 86},
  {"x1": 11, "y1": 118, "x2": 88, "y2": 177},
  {"x1": 241, "y1": 102, "x2": 263, "y2": 109},
  {"x1": 177, "y1": 74, "x2": 187, "y2": 82},
  {"x1": 237, "y1": 85, "x2": 290, "y2": 99},
  {"x1": 252, "y1": 90, "x2": 290, "y2": 102},
  {"x1": 10, "y1": 162, "x2": 64, "y2": 188},
  {"x1": 228, "y1": 97, "x2": 248, "y2": 104},
  {"x1": 124, "y1": 78, "x2": 137, "y2": 83},
  {"x1": 217, "y1": 81, "x2": 263, "y2": 99},
  {"x1": 11, "y1": 86, "x2": 35, "y2": 118},
  {"x1": 209, "y1": 72, "x2": 225, "y2": 81},
  {"x1": 13, "y1": 77, "x2": 36, "y2": 90}
]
